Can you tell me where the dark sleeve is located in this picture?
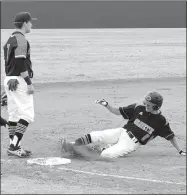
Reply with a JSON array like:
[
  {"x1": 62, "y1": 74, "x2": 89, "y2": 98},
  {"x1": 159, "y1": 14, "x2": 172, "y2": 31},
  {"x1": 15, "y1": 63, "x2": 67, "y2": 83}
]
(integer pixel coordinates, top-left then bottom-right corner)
[
  {"x1": 119, "y1": 103, "x2": 137, "y2": 120},
  {"x1": 15, "y1": 58, "x2": 28, "y2": 73},
  {"x1": 156, "y1": 117, "x2": 175, "y2": 140},
  {"x1": 4, "y1": 36, "x2": 17, "y2": 63}
]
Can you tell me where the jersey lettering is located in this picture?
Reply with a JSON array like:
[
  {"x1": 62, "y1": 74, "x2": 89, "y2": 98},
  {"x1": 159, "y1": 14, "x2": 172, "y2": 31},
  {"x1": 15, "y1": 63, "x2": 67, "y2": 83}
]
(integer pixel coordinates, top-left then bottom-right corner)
[{"x1": 134, "y1": 118, "x2": 154, "y2": 134}]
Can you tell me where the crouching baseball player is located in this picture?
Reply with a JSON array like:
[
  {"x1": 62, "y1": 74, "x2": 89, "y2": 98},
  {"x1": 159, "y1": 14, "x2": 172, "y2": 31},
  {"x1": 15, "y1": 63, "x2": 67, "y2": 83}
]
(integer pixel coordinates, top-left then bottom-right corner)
[{"x1": 61, "y1": 91, "x2": 186, "y2": 159}]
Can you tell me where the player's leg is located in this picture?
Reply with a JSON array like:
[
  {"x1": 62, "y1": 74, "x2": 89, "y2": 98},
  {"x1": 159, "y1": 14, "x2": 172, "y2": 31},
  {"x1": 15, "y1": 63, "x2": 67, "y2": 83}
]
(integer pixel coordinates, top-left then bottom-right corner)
[
  {"x1": 61, "y1": 128, "x2": 123, "y2": 156},
  {"x1": 8, "y1": 121, "x2": 17, "y2": 144},
  {"x1": 4, "y1": 77, "x2": 19, "y2": 144},
  {"x1": 74, "y1": 128, "x2": 123, "y2": 146},
  {"x1": 4, "y1": 77, "x2": 26, "y2": 157},
  {"x1": 101, "y1": 129, "x2": 140, "y2": 158},
  {"x1": 7, "y1": 77, "x2": 34, "y2": 157}
]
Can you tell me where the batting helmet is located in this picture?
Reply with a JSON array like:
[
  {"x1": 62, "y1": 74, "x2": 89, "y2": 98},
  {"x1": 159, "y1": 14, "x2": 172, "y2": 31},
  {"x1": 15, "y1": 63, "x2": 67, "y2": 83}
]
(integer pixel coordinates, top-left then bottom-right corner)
[{"x1": 143, "y1": 91, "x2": 163, "y2": 110}]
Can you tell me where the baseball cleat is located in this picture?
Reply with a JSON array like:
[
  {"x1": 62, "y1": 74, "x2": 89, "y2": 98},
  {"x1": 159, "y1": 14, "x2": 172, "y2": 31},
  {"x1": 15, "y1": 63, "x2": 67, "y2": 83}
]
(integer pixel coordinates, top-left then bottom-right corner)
[
  {"x1": 60, "y1": 138, "x2": 67, "y2": 152},
  {"x1": 7, "y1": 149, "x2": 32, "y2": 156},
  {"x1": 7, "y1": 144, "x2": 31, "y2": 158},
  {"x1": 60, "y1": 138, "x2": 101, "y2": 159},
  {"x1": 60, "y1": 138, "x2": 75, "y2": 153},
  {"x1": 60, "y1": 138, "x2": 85, "y2": 158}
]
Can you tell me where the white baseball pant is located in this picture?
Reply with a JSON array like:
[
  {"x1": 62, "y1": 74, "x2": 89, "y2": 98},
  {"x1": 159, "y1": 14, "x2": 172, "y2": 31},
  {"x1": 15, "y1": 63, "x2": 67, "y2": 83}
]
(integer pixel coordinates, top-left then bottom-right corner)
[
  {"x1": 4, "y1": 76, "x2": 34, "y2": 123},
  {"x1": 90, "y1": 128, "x2": 140, "y2": 158}
]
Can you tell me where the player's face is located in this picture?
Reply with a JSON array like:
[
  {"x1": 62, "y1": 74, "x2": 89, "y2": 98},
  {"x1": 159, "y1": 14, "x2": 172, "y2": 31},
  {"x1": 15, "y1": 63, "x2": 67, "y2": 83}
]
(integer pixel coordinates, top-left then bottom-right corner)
[
  {"x1": 25, "y1": 21, "x2": 32, "y2": 33},
  {"x1": 143, "y1": 100, "x2": 155, "y2": 112}
]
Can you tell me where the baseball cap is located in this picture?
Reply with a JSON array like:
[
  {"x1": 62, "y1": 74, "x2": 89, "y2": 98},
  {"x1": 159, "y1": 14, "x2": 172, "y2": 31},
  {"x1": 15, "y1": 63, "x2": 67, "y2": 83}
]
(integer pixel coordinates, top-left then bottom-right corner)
[
  {"x1": 14, "y1": 12, "x2": 37, "y2": 24},
  {"x1": 143, "y1": 91, "x2": 163, "y2": 108}
]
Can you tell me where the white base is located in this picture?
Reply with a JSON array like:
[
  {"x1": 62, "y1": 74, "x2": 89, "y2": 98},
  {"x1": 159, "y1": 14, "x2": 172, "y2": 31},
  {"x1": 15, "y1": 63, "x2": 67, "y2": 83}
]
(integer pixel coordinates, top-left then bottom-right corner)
[{"x1": 27, "y1": 157, "x2": 71, "y2": 166}]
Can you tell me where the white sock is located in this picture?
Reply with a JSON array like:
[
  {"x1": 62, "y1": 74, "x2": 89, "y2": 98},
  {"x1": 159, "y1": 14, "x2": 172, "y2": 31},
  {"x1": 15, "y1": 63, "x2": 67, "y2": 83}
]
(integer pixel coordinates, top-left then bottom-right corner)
[{"x1": 12, "y1": 135, "x2": 18, "y2": 146}]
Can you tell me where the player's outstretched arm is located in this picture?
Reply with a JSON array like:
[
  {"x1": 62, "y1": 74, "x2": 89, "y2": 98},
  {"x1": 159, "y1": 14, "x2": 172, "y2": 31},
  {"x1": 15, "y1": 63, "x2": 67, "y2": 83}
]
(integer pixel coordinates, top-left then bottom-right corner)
[
  {"x1": 95, "y1": 99, "x2": 121, "y2": 115},
  {"x1": 169, "y1": 136, "x2": 186, "y2": 156}
]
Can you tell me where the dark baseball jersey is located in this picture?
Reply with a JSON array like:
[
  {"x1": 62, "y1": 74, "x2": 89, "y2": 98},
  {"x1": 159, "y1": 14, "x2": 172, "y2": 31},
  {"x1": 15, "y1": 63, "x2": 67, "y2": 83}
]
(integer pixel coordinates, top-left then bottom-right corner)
[
  {"x1": 119, "y1": 104, "x2": 175, "y2": 145},
  {"x1": 3, "y1": 31, "x2": 33, "y2": 77}
]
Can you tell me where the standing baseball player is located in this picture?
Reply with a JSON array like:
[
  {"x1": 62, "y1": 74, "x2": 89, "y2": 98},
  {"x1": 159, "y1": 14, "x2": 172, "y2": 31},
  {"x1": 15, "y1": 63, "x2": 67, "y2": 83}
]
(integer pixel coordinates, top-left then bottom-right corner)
[
  {"x1": 61, "y1": 91, "x2": 186, "y2": 159},
  {"x1": 3, "y1": 12, "x2": 36, "y2": 157}
]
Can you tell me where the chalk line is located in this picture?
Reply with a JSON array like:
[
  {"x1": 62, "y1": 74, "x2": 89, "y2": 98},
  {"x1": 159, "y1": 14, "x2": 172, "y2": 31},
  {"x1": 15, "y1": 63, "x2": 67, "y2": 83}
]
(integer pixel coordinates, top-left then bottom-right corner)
[{"x1": 58, "y1": 167, "x2": 186, "y2": 186}]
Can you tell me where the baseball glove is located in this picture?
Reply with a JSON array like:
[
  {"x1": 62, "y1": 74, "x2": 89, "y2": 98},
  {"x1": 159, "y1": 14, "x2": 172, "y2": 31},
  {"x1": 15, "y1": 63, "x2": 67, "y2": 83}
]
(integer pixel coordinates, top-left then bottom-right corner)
[
  {"x1": 179, "y1": 150, "x2": 186, "y2": 156},
  {"x1": 1, "y1": 92, "x2": 7, "y2": 107},
  {"x1": 0, "y1": 116, "x2": 8, "y2": 127},
  {"x1": 7, "y1": 79, "x2": 19, "y2": 91}
]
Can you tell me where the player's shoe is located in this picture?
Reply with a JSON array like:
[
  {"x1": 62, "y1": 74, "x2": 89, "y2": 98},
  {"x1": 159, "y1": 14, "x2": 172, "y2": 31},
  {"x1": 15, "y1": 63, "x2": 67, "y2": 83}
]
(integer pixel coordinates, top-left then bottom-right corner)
[
  {"x1": 7, "y1": 148, "x2": 32, "y2": 156},
  {"x1": 85, "y1": 145, "x2": 103, "y2": 153},
  {"x1": 60, "y1": 138, "x2": 86, "y2": 158},
  {"x1": 60, "y1": 138, "x2": 96, "y2": 159},
  {"x1": 7, "y1": 144, "x2": 31, "y2": 158},
  {"x1": 60, "y1": 138, "x2": 75, "y2": 154}
]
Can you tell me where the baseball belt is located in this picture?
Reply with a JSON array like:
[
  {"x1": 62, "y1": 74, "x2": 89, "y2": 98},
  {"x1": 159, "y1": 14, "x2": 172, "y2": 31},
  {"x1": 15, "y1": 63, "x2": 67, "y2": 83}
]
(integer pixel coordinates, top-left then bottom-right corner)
[{"x1": 127, "y1": 131, "x2": 139, "y2": 144}]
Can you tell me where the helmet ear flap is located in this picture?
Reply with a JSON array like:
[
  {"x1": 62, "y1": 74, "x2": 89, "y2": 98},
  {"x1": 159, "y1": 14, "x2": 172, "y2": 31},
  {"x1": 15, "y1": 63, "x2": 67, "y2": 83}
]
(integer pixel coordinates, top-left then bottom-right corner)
[{"x1": 153, "y1": 105, "x2": 159, "y2": 110}]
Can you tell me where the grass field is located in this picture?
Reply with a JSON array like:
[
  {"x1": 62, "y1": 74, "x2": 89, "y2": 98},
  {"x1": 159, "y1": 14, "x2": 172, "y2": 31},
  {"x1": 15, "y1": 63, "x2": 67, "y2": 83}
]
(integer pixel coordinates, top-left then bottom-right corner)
[{"x1": 1, "y1": 29, "x2": 186, "y2": 194}]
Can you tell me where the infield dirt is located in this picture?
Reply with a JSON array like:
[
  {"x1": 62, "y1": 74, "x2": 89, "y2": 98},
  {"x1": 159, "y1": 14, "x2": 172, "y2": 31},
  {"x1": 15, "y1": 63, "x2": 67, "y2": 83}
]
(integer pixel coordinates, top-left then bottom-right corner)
[{"x1": 1, "y1": 29, "x2": 186, "y2": 194}]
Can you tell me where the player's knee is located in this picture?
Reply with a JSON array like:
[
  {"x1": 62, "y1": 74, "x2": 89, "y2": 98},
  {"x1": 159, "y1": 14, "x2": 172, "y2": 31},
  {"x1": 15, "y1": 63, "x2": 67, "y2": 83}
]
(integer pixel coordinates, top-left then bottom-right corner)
[
  {"x1": 100, "y1": 150, "x2": 118, "y2": 158},
  {"x1": 90, "y1": 131, "x2": 104, "y2": 143},
  {"x1": 20, "y1": 116, "x2": 34, "y2": 124},
  {"x1": 9, "y1": 115, "x2": 19, "y2": 123}
]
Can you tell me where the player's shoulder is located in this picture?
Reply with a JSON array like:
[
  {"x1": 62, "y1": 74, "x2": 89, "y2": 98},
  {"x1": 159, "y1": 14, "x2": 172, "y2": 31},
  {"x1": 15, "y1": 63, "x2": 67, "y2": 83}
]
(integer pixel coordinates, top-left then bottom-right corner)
[
  {"x1": 123, "y1": 103, "x2": 140, "y2": 109},
  {"x1": 4, "y1": 33, "x2": 17, "y2": 46},
  {"x1": 156, "y1": 112, "x2": 169, "y2": 125},
  {"x1": 134, "y1": 103, "x2": 145, "y2": 111},
  {"x1": 123, "y1": 103, "x2": 145, "y2": 112},
  {"x1": 13, "y1": 32, "x2": 26, "y2": 40},
  {"x1": 12, "y1": 31, "x2": 27, "y2": 45}
]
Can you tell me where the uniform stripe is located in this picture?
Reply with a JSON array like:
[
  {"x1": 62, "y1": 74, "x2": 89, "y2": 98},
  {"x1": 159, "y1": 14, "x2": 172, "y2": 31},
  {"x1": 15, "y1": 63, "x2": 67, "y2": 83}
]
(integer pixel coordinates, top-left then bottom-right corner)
[
  {"x1": 16, "y1": 123, "x2": 27, "y2": 134},
  {"x1": 85, "y1": 135, "x2": 90, "y2": 144},
  {"x1": 15, "y1": 55, "x2": 26, "y2": 58},
  {"x1": 140, "y1": 134, "x2": 150, "y2": 142},
  {"x1": 81, "y1": 137, "x2": 85, "y2": 145},
  {"x1": 9, "y1": 129, "x2": 15, "y2": 135},
  {"x1": 165, "y1": 133, "x2": 174, "y2": 140},
  {"x1": 8, "y1": 126, "x2": 16, "y2": 136},
  {"x1": 17, "y1": 128, "x2": 25, "y2": 133}
]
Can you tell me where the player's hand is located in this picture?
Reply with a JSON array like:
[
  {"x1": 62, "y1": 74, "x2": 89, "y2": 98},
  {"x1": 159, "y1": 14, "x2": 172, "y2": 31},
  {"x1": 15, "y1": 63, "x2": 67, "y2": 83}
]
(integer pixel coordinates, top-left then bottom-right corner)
[
  {"x1": 95, "y1": 99, "x2": 108, "y2": 107},
  {"x1": 29, "y1": 70, "x2": 34, "y2": 78},
  {"x1": 27, "y1": 84, "x2": 34, "y2": 95},
  {"x1": 179, "y1": 150, "x2": 186, "y2": 156},
  {"x1": 7, "y1": 79, "x2": 19, "y2": 91},
  {"x1": 0, "y1": 117, "x2": 8, "y2": 127}
]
